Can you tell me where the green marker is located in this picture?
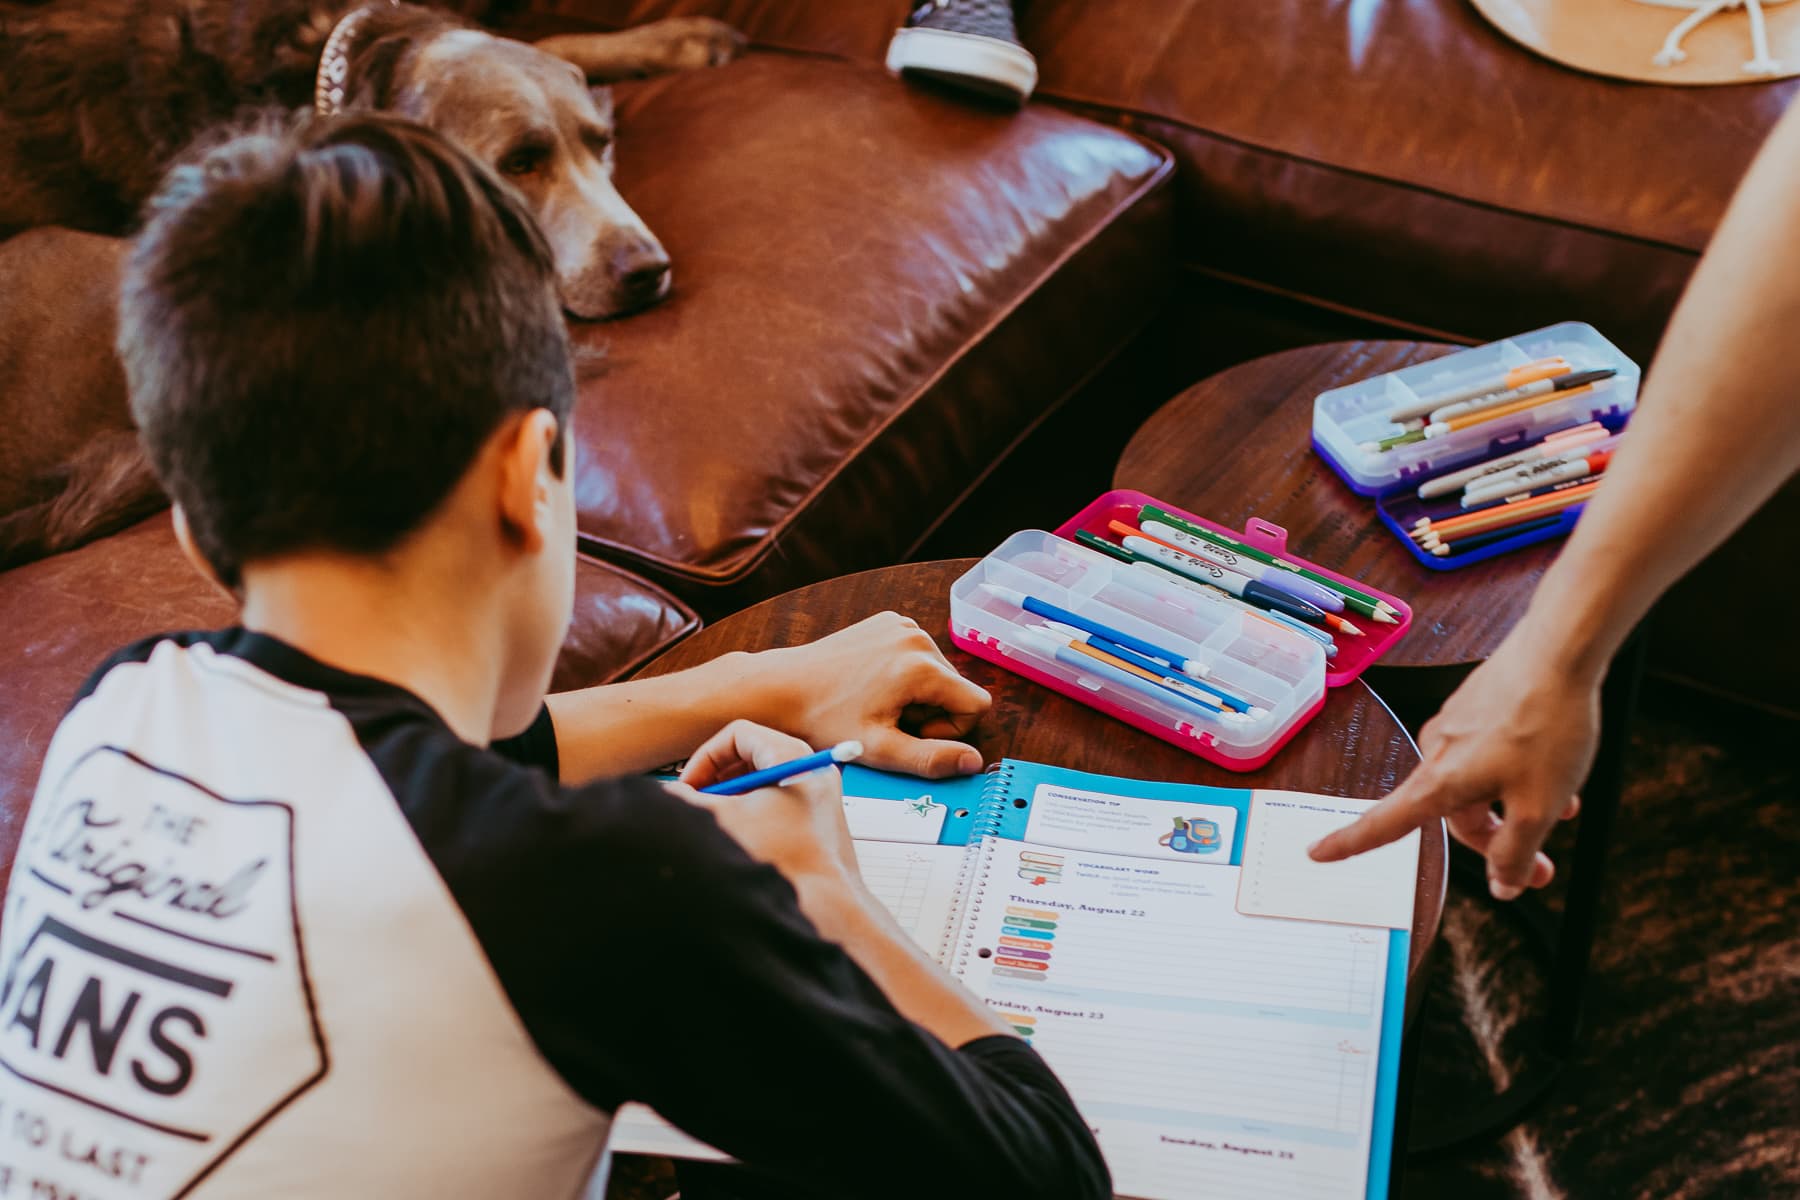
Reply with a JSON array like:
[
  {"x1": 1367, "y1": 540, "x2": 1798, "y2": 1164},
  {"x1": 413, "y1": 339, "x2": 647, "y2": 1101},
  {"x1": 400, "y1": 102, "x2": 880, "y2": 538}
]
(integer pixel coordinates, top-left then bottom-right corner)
[
  {"x1": 1073, "y1": 530, "x2": 1138, "y2": 563},
  {"x1": 1371, "y1": 428, "x2": 1426, "y2": 452},
  {"x1": 1137, "y1": 505, "x2": 1400, "y2": 625}
]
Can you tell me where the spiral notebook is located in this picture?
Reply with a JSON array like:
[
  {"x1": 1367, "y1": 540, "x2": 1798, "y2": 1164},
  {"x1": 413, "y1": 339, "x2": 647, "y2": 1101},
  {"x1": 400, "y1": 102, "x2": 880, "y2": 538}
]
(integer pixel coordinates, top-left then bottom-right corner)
[{"x1": 611, "y1": 761, "x2": 1420, "y2": 1200}]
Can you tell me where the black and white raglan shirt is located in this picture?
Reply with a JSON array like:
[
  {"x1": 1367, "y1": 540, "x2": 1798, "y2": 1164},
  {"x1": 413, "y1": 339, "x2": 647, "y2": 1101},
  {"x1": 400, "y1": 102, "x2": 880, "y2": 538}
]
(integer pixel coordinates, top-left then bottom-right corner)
[{"x1": 0, "y1": 629, "x2": 1107, "y2": 1200}]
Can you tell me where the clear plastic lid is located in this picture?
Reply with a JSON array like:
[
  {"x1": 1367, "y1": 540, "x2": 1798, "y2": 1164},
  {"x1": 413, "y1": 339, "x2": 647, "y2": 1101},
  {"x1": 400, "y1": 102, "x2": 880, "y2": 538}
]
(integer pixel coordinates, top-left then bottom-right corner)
[
  {"x1": 1313, "y1": 322, "x2": 1641, "y2": 494},
  {"x1": 949, "y1": 531, "x2": 1328, "y2": 769}
]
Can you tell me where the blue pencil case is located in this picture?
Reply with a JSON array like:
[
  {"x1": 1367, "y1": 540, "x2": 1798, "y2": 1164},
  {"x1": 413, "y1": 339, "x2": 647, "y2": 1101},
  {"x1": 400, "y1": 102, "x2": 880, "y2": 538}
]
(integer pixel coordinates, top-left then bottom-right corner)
[{"x1": 1311, "y1": 322, "x2": 1641, "y2": 570}]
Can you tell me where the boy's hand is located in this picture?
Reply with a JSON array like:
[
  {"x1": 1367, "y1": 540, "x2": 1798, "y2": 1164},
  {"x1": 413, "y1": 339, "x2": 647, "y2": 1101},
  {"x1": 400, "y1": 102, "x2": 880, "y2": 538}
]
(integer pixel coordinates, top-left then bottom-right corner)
[
  {"x1": 761, "y1": 612, "x2": 991, "y2": 780},
  {"x1": 675, "y1": 720, "x2": 860, "y2": 890}
]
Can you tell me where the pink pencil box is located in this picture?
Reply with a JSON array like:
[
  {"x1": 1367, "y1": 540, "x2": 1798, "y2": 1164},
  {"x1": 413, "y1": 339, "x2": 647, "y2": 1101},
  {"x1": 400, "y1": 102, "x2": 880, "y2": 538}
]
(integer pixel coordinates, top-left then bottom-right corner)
[{"x1": 947, "y1": 491, "x2": 1413, "y2": 771}]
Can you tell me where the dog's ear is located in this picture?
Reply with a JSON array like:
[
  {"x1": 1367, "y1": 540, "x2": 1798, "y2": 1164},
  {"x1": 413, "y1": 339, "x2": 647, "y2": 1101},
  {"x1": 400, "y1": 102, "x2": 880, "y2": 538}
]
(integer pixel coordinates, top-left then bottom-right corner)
[{"x1": 588, "y1": 85, "x2": 614, "y2": 126}]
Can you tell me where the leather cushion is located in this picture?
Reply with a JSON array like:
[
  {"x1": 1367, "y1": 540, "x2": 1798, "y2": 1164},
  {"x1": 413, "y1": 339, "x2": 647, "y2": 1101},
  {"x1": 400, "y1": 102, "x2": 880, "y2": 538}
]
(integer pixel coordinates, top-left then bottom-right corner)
[
  {"x1": 517, "y1": 0, "x2": 1796, "y2": 362},
  {"x1": 0, "y1": 514, "x2": 699, "y2": 881},
  {"x1": 559, "y1": 51, "x2": 1173, "y2": 605},
  {"x1": 1028, "y1": 0, "x2": 1797, "y2": 360}
]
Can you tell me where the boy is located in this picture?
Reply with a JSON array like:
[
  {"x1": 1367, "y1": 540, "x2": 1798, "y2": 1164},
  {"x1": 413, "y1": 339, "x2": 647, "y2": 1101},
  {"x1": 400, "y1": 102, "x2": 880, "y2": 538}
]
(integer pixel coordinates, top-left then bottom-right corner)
[{"x1": 0, "y1": 115, "x2": 1109, "y2": 1199}]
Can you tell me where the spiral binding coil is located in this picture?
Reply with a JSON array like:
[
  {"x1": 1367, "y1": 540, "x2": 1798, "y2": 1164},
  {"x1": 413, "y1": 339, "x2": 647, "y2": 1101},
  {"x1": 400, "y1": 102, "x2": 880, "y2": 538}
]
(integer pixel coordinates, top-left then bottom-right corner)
[
  {"x1": 935, "y1": 762, "x2": 1020, "y2": 966},
  {"x1": 951, "y1": 840, "x2": 998, "y2": 977}
]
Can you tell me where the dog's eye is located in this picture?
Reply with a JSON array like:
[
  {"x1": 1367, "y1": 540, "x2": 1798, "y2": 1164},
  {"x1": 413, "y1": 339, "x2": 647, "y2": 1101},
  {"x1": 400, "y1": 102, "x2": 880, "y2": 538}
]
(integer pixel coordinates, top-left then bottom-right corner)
[
  {"x1": 582, "y1": 128, "x2": 614, "y2": 155},
  {"x1": 498, "y1": 144, "x2": 551, "y2": 178}
]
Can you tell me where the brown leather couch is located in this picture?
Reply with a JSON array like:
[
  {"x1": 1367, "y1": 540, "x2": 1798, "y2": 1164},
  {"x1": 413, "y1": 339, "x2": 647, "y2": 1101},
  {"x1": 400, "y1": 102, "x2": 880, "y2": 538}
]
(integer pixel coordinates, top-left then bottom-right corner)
[
  {"x1": 0, "y1": 4, "x2": 1177, "y2": 868},
  {"x1": 4, "y1": 0, "x2": 1795, "y2": 870}
]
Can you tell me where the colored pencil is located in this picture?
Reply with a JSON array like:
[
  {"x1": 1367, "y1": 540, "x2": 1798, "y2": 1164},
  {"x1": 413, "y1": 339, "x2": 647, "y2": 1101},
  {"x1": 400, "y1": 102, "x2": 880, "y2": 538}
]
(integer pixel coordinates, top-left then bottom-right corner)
[
  {"x1": 1427, "y1": 515, "x2": 1569, "y2": 557},
  {"x1": 1414, "y1": 474, "x2": 1603, "y2": 526},
  {"x1": 1411, "y1": 483, "x2": 1598, "y2": 541},
  {"x1": 1011, "y1": 628, "x2": 1236, "y2": 724},
  {"x1": 1040, "y1": 620, "x2": 1259, "y2": 713}
]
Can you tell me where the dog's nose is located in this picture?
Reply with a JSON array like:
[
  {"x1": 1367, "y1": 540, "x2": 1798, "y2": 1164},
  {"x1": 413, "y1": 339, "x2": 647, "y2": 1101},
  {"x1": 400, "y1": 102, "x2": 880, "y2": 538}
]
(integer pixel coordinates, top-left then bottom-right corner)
[{"x1": 616, "y1": 247, "x2": 671, "y2": 306}]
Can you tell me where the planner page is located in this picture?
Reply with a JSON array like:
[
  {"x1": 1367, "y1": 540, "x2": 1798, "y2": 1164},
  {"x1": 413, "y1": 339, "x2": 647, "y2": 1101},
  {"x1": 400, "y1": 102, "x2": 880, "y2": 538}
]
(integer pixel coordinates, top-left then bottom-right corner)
[
  {"x1": 607, "y1": 837, "x2": 969, "y2": 1160},
  {"x1": 951, "y1": 838, "x2": 1390, "y2": 1200}
]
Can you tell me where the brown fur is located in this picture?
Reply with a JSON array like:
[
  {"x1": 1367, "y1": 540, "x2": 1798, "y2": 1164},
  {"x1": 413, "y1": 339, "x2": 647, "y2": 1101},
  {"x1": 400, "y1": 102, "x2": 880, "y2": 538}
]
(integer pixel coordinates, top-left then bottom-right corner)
[{"x1": 0, "y1": 0, "x2": 742, "y2": 567}]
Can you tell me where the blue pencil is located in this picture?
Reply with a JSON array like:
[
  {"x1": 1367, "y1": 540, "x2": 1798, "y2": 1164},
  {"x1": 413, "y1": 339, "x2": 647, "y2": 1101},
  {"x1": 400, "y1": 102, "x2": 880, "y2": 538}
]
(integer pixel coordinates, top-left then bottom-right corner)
[
  {"x1": 700, "y1": 740, "x2": 865, "y2": 795},
  {"x1": 1013, "y1": 629, "x2": 1235, "y2": 724},
  {"x1": 1039, "y1": 621, "x2": 1258, "y2": 713}
]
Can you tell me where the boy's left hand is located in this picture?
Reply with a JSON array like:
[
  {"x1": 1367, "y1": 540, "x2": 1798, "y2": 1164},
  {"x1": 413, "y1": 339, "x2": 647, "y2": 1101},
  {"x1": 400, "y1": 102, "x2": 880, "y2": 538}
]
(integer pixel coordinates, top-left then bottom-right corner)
[{"x1": 763, "y1": 612, "x2": 991, "y2": 779}]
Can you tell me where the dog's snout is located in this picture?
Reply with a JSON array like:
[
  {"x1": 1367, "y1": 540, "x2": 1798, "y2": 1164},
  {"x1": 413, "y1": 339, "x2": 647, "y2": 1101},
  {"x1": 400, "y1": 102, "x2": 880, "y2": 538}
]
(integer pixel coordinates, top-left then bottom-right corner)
[{"x1": 615, "y1": 244, "x2": 671, "y2": 305}]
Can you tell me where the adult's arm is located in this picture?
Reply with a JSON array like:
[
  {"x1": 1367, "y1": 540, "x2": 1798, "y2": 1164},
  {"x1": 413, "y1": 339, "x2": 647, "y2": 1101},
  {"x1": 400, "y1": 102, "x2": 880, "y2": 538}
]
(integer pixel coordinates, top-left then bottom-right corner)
[{"x1": 1312, "y1": 99, "x2": 1800, "y2": 897}]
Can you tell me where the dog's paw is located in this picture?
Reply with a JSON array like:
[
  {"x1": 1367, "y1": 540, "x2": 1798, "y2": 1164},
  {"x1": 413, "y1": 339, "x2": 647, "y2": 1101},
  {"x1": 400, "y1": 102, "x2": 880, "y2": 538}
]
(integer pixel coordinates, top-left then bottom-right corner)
[{"x1": 635, "y1": 17, "x2": 746, "y2": 72}]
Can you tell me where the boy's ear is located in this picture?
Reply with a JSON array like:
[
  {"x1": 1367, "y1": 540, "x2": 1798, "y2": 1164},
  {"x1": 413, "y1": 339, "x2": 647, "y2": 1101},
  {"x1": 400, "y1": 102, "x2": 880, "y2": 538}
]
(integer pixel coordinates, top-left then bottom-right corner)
[
  {"x1": 171, "y1": 505, "x2": 236, "y2": 602},
  {"x1": 496, "y1": 408, "x2": 562, "y2": 552}
]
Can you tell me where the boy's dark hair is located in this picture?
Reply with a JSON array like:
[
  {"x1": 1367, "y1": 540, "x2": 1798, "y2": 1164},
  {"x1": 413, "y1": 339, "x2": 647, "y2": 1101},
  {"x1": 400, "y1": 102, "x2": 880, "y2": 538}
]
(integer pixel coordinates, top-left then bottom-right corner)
[{"x1": 118, "y1": 113, "x2": 574, "y2": 588}]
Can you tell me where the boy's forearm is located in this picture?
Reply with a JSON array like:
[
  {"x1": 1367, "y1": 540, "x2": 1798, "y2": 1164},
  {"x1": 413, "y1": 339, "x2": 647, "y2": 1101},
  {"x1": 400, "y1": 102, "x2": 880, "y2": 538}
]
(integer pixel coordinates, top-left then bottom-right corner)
[
  {"x1": 1510, "y1": 101, "x2": 1800, "y2": 684},
  {"x1": 545, "y1": 650, "x2": 800, "y2": 781},
  {"x1": 799, "y1": 873, "x2": 1013, "y2": 1048}
]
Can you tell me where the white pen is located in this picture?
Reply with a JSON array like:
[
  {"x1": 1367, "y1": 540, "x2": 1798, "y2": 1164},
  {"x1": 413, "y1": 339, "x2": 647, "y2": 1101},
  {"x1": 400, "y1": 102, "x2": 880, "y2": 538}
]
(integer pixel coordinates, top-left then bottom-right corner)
[{"x1": 1415, "y1": 424, "x2": 1608, "y2": 499}]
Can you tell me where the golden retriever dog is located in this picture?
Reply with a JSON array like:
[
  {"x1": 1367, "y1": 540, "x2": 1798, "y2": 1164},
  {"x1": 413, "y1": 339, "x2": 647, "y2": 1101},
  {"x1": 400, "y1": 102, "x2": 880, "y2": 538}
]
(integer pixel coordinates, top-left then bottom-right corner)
[{"x1": 0, "y1": 0, "x2": 742, "y2": 564}]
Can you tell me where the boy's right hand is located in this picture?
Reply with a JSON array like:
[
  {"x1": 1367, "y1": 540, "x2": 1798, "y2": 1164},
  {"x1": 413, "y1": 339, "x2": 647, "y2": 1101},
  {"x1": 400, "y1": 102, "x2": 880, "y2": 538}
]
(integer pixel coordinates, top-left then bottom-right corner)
[{"x1": 673, "y1": 720, "x2": 860, "y2": 893}]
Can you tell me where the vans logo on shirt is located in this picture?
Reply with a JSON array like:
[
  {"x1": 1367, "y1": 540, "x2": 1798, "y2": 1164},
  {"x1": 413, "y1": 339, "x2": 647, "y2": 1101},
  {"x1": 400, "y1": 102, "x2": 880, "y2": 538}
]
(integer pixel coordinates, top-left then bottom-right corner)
[{"x1": 0, "y1": 747, "x2": 327, "y2": 1198}]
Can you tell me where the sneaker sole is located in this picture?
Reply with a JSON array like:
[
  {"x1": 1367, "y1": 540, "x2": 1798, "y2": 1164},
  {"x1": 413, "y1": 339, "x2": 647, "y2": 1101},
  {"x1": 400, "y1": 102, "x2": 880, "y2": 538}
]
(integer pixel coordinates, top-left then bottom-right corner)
[{"x1": 886, "y1": 26, "x2": 1038, "y2": 104}]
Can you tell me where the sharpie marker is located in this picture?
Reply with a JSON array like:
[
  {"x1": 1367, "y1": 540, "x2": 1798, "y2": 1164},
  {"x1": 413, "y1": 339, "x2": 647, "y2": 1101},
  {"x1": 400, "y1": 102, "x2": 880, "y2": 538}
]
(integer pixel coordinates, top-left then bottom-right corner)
[
  {"x1": 1136, "y1": 505, "x2": 1400, "y2": 624},
  {"x1": 1134, "y1": 519, "x2": 1344, "y2": 612},
  {"x1": 1461, "y1": 449, "x2": 1612, "y2": 508},
  {"x1": 1120, "y1": 536, "x2": 1363, "y2": 636},
  {"x1": 1112, "y1": 560, "x2": 1340, "y2": 658}
]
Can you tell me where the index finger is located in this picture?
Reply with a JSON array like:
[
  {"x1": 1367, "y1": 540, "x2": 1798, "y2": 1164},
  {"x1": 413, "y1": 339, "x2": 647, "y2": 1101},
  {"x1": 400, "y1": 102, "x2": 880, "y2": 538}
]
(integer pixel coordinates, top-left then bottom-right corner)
[{"x1": 1307, "y1": 773, "x2": 1443, "y2": 862}]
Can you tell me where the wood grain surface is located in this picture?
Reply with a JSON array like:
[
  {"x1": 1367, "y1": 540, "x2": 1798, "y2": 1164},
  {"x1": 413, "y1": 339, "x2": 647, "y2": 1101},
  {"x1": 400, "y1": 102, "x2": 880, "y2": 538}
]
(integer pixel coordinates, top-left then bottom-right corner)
[
  {"x1": 1114, "y1": 342, "x2": 1556, "y2": 669},
  {"x1": 636, "y1": 559, "x2": 1446, "y2": 986}
]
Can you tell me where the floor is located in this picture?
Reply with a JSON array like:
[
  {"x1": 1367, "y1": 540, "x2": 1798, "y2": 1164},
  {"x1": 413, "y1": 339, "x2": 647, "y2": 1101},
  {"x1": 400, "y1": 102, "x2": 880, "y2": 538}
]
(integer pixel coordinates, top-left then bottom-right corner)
[{"x1": 1398, "y1": 686, "x2": 1799, "y2": 1199}]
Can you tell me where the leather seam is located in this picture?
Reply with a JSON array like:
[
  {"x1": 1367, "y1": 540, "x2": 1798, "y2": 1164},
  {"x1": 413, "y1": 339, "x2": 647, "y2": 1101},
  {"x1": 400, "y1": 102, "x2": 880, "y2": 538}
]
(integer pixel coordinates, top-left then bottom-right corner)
[{"x1": 1035, "y1": 93, "x2": 1714, "y2": 259}]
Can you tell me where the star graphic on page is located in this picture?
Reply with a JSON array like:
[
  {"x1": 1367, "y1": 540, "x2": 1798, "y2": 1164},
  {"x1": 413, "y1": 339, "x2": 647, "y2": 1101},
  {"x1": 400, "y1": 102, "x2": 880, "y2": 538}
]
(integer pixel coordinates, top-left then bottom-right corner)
[{"x1": 907, "y1": 796, "x2": 935, "y2": 817}]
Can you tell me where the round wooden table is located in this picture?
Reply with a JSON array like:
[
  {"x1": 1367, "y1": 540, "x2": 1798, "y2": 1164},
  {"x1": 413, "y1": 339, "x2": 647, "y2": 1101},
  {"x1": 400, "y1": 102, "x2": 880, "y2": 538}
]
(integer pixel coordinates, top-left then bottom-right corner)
[
  {"x1": 1115, "y1": 344, "x2": 1640, "y2": 1151},
  {"x1": 636, "y1": 559, "x2": 1447, "y2": 996},
  {"x1": 1113, "y1": 342, "x2": 1553, "y2": 679}
]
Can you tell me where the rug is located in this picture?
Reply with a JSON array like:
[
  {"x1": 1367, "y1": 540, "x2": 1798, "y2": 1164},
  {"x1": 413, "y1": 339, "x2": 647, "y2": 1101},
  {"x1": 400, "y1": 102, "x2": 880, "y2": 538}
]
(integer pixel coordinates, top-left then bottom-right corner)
[{"x1": 1400, "y1": 686, "x2": 1800, "y2": 1198}]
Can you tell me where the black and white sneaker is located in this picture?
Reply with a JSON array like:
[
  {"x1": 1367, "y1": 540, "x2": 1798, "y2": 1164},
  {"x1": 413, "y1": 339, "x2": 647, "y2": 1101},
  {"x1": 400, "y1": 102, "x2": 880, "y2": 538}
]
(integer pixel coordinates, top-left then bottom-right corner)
[{"x1": 886, "y1": 0, "x2": 1038, "y2": 107}]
